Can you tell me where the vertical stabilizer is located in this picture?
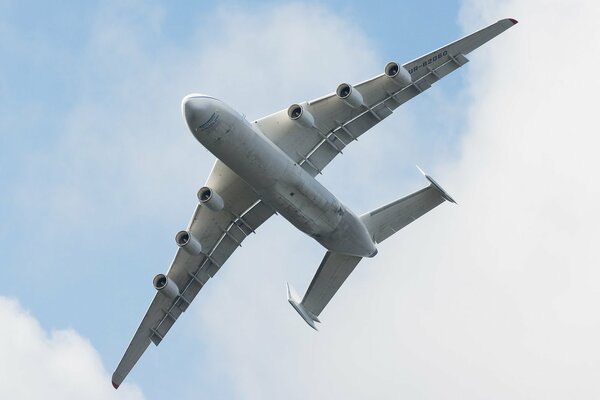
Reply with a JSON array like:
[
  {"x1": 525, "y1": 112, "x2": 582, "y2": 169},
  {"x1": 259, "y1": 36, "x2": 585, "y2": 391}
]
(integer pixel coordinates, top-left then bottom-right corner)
[{"x1": 287, "y1": 283, "x2": 320, "y2": 330}]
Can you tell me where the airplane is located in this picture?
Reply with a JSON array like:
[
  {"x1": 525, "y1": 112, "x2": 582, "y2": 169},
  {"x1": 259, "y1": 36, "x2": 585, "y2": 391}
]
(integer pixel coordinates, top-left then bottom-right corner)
[{"x1": 112, "y1": 18, "x2": 518, "y2": 388}]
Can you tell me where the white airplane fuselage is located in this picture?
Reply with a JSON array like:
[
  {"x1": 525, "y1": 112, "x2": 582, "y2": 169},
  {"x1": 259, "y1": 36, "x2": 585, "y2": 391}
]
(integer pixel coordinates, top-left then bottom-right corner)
[{"x1": 183, "y1": 94, "x2": 377, "y2": 258}]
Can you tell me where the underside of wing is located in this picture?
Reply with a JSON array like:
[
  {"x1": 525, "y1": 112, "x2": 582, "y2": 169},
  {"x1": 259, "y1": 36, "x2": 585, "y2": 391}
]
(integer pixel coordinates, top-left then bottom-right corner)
[
  {"x1": 254, "y1": 18, "x2": 517, "y2": 177},
  {"x1": 112, "y1": 160, "x2": 274, "y2": 388}
]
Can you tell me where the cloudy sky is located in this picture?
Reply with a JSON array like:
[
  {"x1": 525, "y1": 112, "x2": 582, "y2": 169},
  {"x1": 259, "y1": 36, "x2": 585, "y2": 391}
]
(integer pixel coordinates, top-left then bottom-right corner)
[{"x1": 2, "y1": 0, "x2": 599, "y2": 399}]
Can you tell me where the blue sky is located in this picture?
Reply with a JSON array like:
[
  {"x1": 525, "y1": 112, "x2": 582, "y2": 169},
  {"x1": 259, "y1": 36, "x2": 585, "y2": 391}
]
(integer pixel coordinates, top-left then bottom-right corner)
[{"x1": 3, "y1": 1, "x2": 600, "y2": 399}]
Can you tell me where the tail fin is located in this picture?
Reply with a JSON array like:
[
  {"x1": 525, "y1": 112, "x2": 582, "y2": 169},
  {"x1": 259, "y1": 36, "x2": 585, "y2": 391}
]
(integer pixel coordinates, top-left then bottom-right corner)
[
  {"x1": 361, "y1": 166, "x2": 456, "y2": 243},
  {"x1": 416, "y1": 165, "x2": 456, "y2": 204},
  {"x1": 287, "y1": 283, "x2": 320, "y2": 330}
]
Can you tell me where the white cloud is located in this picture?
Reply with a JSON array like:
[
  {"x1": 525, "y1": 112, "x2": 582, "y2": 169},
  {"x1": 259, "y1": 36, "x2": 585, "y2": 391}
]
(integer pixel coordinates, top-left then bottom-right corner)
[{"x1": 0, "y1": 297, "x2": 144, "y2": 399}]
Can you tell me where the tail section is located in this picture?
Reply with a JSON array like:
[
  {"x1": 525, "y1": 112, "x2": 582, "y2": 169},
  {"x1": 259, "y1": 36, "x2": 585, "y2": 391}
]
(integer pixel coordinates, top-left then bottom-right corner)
[
  {"x1": 361, "y1": 166, "x2": 456, "y2": 243},
  {"x1": 287, "y1": 167, "x2": 454, "y2": 329}
]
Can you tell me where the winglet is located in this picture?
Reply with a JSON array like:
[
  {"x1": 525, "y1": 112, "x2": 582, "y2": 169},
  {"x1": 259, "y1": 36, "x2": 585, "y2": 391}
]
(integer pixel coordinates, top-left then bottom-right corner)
[
  {"x1": 287, "y1": 283, "x2": 320, "y2": 330},
  {"x1": 416, "y1": 165, "x2": 457, "y2": 204}
]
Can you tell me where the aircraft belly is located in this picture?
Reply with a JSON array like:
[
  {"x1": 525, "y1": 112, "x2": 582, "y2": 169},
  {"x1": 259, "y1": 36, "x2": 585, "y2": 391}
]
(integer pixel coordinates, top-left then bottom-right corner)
[
  {"x1": 269, "y1": 179, "x2": 340, "y2": 237},
  {"x1": 195, "y1": 109, "x2": 340, "y2": 234},
  {"x1": 319, "y1": 209, "x2": 378, "y2": 257},
  {"x1": 193, "y1": 105, "x2": 374, "y2": 255},
  {"x1": 202, "y1": 117, "x2": 289, "y2": 190}
]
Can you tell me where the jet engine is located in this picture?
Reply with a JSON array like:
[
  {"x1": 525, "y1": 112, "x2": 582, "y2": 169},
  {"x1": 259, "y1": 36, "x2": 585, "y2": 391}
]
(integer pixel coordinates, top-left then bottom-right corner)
[
  {"x1": 197, "y1": 186, "x2": 224, "y2": 211},
  {"x1": 336, "y1": 83, "x2": 364, "y2": 108},
  {"x1": 153, "y1": 273, "x2": 180, "y2": 299},
  {"x1": 175, "y1": 230, "x2": 203, "y2": 255},
  {"x1": 288, "y1": 104, "x2": 315, "y2": 128},
  {"x1": 384, "y1": 61, "x2": 412, "y2": 87}
]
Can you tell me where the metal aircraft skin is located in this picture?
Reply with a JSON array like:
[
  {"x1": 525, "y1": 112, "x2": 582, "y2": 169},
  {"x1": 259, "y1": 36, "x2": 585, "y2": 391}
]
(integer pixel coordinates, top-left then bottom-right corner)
[{"x1": 112, "y1": 18, "x2": 518, "y2": 388}]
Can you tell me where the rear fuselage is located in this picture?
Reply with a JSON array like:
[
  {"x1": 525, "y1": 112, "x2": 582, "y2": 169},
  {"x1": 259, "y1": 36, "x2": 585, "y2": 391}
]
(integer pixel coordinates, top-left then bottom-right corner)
[{"x1": 182, "y1": 94, "x2": 377, "y2": 258}]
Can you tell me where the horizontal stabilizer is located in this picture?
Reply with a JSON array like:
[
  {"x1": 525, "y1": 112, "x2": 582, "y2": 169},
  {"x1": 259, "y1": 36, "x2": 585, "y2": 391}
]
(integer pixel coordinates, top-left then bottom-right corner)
[
  {"x1": 361, "y1": 166, "x2": 456, "y2": 243},
  {"x1": 287, "y1": 283, "x2": 320, "y2": 330},
  {"x1": 287, "y1": 251, "x2": 363, "y2": 329}
]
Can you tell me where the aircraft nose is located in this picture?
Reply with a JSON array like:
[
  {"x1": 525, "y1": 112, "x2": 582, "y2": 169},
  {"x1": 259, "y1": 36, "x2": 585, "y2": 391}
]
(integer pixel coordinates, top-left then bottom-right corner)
[{"x1": 181, "y1": 94, "x2": 219, "y2": 133}]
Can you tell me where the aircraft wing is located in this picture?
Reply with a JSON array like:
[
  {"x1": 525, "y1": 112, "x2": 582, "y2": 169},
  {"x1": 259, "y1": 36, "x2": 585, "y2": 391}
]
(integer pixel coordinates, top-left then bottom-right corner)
[
  {"x1": 255, "y1": 18, "x2": 517, "y2": 174},
  {"x1": 112, "y1": 160, "x2": 274, "y2": 388}
]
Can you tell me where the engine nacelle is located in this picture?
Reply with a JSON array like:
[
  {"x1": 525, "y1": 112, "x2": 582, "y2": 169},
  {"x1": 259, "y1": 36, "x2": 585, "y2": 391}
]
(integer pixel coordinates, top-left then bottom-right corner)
[
  {"x1": 288, "y1": 104, "x2": 315, "y2": 128},
  {"x1": 153, "y1": 273, "x2": 179, "y2": 299},
  {"x1": 336, "y1": 83, "x2": 364, "y2": 108},
  {"x1": 384, "y1": 62, "x2": 412, "y2": 87},
  {"x1": 197, "y1": 186, "x2": 224, "y2": 211},
  {"x1": 175, "y1": 230, "x2": 203, "y2": 255}
]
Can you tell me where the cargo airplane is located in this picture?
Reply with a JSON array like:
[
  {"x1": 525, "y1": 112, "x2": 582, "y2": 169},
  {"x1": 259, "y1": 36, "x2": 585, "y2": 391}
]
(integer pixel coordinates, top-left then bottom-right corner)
[{"x1": 113, "y1": 18, "x2": 517, "y2": 388}]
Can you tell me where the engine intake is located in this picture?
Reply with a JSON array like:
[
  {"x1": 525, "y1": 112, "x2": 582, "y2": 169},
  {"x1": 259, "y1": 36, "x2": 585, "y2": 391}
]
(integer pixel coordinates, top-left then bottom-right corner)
[
  {"x1": 197, "y1": 186, "x2": 224, "y2": 211},
  {"x1": 384, "y1": 62, "x2": 412, "y2": 87},
  {"x1": 175, "y1": 230, "x2": 203, "y2": 255},
  {"x1": 153, "y1": 274, "x2": 179, "y2": 299},
  {"x1": 288, "y1": 104, "x2": 315, "y2": 128},
  {"x1": 336, "y1": 83, "x2": 364, "y2": 108}
]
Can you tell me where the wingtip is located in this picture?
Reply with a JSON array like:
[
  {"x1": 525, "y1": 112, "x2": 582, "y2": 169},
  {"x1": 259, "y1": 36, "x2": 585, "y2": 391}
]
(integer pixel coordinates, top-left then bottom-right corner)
[
  {"x1": 112, "y1": 380, "x2": 120, "y2": 390},
  {"x1": 509, "y1": 18, "x2": 518, "y2": 25}
]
